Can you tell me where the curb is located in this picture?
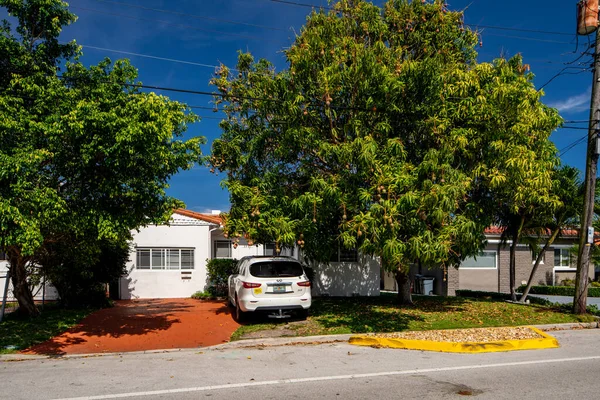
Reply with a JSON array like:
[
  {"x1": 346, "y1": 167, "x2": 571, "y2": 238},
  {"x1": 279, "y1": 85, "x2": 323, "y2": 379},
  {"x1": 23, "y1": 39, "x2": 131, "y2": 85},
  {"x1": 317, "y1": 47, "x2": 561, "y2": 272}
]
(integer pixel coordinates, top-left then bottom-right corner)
[
  {"x1": 2, "y1": 322, "x2": 597, "y2": 361},
  {"x1": 206, "y1": 334, "x2": 354, "y2": 351},
  {"x1": 534, "y1": 321, "x2": 599, "y2": 331},
  {"x1": 348, "y1": 327, "x2": 560, "y2": 353}
]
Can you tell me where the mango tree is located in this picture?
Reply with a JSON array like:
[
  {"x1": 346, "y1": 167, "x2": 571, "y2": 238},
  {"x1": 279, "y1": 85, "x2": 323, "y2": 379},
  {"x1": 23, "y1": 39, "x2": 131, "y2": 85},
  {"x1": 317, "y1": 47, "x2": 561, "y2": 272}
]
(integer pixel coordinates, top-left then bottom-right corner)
[{"x1": 210, "y1": 0, "x2": 561, "y2": 304}]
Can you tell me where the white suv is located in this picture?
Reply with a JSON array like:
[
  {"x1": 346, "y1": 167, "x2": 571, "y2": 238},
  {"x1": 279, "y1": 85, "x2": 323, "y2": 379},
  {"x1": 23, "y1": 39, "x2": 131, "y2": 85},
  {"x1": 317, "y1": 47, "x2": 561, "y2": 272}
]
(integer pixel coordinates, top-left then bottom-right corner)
[{"x1": 228, "y1": 256, "x2": 311, "y2": 321}]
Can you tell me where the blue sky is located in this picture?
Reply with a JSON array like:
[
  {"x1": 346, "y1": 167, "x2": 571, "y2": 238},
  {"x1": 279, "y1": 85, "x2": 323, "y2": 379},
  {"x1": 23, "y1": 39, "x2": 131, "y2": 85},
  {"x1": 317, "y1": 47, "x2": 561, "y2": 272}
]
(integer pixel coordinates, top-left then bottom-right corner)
[{"x1": 4, "y1": 0, "x2": 594, "y2": 212}]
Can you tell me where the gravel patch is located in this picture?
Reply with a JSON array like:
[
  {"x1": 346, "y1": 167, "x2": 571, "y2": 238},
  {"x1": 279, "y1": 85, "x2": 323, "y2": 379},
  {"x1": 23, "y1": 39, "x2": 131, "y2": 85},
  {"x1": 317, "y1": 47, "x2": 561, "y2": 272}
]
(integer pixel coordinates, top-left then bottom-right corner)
[{"x1": 368, "y1": 327, "x2": 543, "y2": 343}]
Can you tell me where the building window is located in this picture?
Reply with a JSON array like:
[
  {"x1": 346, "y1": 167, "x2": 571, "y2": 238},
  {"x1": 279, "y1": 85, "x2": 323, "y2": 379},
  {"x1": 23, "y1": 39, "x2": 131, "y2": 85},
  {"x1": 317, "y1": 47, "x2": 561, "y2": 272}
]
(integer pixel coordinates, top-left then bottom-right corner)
[
  {"x1": 329, "y1": 247, "x2": 359, "y2": 263},
  {"x1": 532, "y1": 250, "x2": 545, "y2": 264},
  {"x1": 554, "y1": 248, "x2": 571, "y2": 268},
  {"x1": 0, "y1": 251, "x2": 7, "y2": 261},
  {"x1": 136, "y1": 248, "x2": 194, "y2": 270},
  {"x1": 460, "y1": 251, "x2": 497, "y2": 269},
  {"x1": 214, "y1": 240, "x2": 232, "y2": 259},
  {"x1": 264, "y1": 243, "x2": 295, "y2": 257}
]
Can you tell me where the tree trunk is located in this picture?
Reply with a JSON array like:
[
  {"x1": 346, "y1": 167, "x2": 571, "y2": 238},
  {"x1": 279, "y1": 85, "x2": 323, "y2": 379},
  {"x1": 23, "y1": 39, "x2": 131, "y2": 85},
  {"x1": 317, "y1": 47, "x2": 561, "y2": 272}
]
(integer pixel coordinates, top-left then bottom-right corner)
[
  {"x1": 9, "y1": 252, "x2": 39, "y2": 317},
  {"x1": 395, "y1": 268, "x2": 413, "y2": 306},
  {"x1": 509, "y1": 216, "x2": 526, "y2": 302},
  {"x1": 520, "y1": 227, "x2": 560, "y2": 303}
]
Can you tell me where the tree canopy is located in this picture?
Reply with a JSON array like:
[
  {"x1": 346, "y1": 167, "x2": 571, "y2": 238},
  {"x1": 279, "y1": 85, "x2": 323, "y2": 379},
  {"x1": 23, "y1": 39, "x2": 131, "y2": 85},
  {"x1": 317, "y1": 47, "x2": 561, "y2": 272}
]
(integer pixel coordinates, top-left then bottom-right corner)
[
  {"x1": 0, "y1": 0, "x2": 205, "y2": 315},
  {"x1": 210, "y1": 0, "x2": 562, "y2": 304}
]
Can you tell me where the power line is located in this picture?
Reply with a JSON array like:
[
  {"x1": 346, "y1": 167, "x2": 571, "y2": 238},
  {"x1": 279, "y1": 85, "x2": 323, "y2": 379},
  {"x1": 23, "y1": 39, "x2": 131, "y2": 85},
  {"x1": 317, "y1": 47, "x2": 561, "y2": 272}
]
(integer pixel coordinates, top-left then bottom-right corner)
[
  {"x1": 268, "y1": 0, "x2": 333, "y2": 9},
  {"x1": 466, "y1": 24, "x2": 573, "y2": 37},
  {"x1": 561, "y1": 125, "x2": 592, "y2": 130},
  {"x1": 79, "y1": 44, "x2": 235, "y2": 71},
  {"x1": 558, "y1": 134, "x2": 588, "y2": 156},
  {"x1": 267, "y1": 0, "x2": 575, "y2": 38},
  {"x1": 538, "y1": 67, "x2": 591, "y2": 91},
  {"x1": 89, "y1": 0, "x2": 287, "y2": 31},
  {"x1": 481, "y1": 33, "x2": 573, "y2": 45},
  {"x1": 70, "y1": 6, "x2": 281, "y2": 42}
]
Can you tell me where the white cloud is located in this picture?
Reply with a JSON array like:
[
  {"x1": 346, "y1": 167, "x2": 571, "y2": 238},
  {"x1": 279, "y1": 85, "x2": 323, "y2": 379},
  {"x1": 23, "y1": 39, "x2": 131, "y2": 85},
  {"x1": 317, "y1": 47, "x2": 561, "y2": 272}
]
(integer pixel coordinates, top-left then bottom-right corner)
[{"x1": 548, "y1": 89, "x2": 591, "y2": 114}]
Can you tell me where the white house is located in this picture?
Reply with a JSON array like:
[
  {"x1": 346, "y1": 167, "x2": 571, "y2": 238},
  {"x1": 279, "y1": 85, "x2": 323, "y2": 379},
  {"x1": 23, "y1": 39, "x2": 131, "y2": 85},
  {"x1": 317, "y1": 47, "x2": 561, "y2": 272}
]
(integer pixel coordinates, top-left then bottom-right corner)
[
  {"x1": 0, "y1": 252, "x2": 59, "y2": 303},
  {"x1": 119, "y1": 209, "x2": 381, "y2": 299}
]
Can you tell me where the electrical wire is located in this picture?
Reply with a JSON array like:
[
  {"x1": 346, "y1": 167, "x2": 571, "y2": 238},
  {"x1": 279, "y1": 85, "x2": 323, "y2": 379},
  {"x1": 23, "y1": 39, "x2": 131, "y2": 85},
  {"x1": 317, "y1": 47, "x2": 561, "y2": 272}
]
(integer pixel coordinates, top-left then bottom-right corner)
[
  {"x1": 558, "y1": 134, "x2": 588, "y2": 156},
  {"x1": 268, "y1": 0, "x2": 333, "y2": 9},
  {"x1": 267, "y1": 0, "x2": 576, "y2": 37},
  {"x1": 538, "y1": 68, "x2": 591, "y2": 91},
  {"x1": 69, "y1": 6, "x2": 282, "y2": 42},
  {"x1": 89, "y1": 0, "x2": 287, "y2": 31},
  {"x1": 78, "y1": 44, "x2": 236, "y2": 71}
]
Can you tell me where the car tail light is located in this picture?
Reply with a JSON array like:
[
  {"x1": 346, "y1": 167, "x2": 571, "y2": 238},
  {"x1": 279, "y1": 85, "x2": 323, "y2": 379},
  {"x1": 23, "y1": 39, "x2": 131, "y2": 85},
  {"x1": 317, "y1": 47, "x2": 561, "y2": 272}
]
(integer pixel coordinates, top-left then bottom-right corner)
[
  {"x1": 242, "y1": 282, "x2": 261, "y2": 289},
  {"x1": 297, "y1": 281, "x2": 311, "y2": 287}
]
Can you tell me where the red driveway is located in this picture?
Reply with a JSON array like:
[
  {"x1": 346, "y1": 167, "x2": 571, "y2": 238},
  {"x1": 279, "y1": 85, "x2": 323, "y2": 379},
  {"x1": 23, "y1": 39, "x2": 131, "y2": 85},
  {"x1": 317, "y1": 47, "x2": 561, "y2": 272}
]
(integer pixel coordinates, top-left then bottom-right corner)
[{"x1": 23, "y1": 299, "x2": 239, "y2": 355}]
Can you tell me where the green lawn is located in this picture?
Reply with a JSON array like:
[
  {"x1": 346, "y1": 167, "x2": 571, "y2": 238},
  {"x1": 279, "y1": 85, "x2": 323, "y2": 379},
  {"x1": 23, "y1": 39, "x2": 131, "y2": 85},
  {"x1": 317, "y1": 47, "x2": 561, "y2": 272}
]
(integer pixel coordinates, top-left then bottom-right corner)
[
  {"x1": 231, "y1": 294, "x2": 598, "y2": 341},
  {"x1": 0, "y1": 306, "x2": 95, "y2": 354}
]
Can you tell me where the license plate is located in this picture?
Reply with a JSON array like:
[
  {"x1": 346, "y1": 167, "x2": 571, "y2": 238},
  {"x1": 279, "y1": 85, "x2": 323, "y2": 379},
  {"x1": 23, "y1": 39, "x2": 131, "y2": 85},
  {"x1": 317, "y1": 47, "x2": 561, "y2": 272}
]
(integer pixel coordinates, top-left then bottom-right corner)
[{"x1": 273, "y1": 285, "x2": 286, "y2": 293}]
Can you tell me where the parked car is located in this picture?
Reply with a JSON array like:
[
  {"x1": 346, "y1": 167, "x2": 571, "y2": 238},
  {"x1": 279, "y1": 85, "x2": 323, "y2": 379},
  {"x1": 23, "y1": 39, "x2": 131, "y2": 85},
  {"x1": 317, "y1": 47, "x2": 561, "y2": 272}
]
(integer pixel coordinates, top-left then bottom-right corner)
[{"x1": 228, "y1": 256, "x2": 311, "y2": 321}]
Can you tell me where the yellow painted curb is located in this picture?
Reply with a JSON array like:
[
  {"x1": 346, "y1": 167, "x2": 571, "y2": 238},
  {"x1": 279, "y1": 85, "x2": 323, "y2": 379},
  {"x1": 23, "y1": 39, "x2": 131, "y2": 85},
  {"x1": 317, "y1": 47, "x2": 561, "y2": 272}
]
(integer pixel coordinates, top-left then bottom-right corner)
[{"x1": 349, "y1": 327, "x2": 559, "y2": 353}]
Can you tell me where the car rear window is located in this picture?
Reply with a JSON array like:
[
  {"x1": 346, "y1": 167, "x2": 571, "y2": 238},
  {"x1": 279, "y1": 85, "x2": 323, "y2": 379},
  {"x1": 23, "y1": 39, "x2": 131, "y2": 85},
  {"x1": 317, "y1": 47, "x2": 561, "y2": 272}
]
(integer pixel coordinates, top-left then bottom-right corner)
[{"x1": 249, "y1": 261, "x2": 304, "y2": 278}]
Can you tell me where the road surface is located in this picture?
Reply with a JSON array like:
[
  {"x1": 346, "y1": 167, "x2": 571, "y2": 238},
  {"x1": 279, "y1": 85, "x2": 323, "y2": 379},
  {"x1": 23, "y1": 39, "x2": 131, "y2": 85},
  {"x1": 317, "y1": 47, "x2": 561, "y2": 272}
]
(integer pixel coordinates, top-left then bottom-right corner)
[{"x1": 1, "y1": 329, "x2": 600, "y2": 399}]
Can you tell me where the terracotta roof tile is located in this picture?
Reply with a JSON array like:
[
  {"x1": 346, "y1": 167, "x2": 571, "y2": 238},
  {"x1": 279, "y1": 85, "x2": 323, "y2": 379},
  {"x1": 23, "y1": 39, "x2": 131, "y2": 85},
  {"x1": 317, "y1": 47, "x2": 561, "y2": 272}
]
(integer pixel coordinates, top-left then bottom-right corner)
[{"x1": 173, "y1": 209, "x2": 223, "y2": 225}]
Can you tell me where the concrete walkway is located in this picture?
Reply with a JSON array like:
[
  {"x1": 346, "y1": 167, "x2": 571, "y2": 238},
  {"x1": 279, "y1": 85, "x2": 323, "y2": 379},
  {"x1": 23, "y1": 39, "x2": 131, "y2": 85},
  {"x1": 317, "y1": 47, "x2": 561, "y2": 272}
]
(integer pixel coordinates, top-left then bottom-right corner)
[
  {"x1": 22, "y1": 299, "x2": 239, "y2": 355},
  {"x1": 529, "y1": 294, "x2": 600, "y2": 306}
]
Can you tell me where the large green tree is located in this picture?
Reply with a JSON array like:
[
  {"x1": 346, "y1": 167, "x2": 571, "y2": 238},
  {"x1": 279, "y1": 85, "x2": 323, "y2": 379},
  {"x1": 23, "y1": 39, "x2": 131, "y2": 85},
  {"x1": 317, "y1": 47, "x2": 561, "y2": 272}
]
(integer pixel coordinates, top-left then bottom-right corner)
[
  {"x1": 0, "y1": 0, "x2": 205, "y2": 315},
  {"x1": 210, "y1": 0, "x2": 561, "y2": 304}
]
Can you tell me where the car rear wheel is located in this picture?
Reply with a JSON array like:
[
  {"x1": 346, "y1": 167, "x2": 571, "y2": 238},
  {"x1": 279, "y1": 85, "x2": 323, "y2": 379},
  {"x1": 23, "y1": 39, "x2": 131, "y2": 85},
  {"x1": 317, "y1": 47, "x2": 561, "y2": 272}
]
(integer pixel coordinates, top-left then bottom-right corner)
[
  {"x1": 297, "y1": 309, "x2": 308, "y2": 320},
  {"x1": 234, "y1": 294, "x2": 246, "y2": 322}
]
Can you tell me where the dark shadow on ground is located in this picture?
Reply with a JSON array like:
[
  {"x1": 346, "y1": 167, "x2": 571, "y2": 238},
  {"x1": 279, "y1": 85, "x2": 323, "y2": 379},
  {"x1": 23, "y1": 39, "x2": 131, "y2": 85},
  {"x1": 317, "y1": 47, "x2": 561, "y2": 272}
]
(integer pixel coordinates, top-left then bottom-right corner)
[{"x1": 25, "y1": 299, "x2": 235, "y2": 355}]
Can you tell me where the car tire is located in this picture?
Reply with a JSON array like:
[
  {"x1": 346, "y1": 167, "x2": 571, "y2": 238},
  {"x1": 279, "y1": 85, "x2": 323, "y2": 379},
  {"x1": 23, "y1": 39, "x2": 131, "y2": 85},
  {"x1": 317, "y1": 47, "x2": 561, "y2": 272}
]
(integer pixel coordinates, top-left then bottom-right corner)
[
  {"x1": 234, "y1": 294, "x2": 246, "y2": 323},
  {"x1": 297, "y1": 309, "x2": 309, "y2": 320}
]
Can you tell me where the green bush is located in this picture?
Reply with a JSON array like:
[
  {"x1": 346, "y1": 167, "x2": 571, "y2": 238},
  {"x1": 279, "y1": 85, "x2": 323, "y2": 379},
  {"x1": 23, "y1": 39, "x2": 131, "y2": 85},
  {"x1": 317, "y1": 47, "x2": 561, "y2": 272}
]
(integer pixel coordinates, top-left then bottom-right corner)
[
  {"x1": 515, "y1": 285, "x2": 600, "y2": 298},
  {"x1": 191, "y1": 290, "x2": 217, "y2": 300},
  {"x1": 205, "y1": 258, "x2": 238, "y2": 296}
]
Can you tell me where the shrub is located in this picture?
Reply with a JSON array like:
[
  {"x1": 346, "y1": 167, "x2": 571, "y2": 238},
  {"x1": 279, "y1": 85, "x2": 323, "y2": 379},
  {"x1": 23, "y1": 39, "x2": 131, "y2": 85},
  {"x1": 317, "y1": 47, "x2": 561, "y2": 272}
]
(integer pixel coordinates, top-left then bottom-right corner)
[
  {"x1": 205, "y1": 258, "x2": 238, "y2": 296},
  {"x1": 515, "y1": 285, "x2": 600, "y2": 298},
  {"x1": 191, "y1": 290, "x2": 217, "y2": 300}
]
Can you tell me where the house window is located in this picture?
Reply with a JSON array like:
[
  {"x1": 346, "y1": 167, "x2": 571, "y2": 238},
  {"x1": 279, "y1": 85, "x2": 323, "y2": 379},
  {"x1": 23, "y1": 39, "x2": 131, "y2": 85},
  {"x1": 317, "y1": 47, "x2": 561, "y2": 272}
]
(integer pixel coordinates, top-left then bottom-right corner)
[
  {"x1": 214, "y1": 240, "x2": 232, "y2": 259},
  {"x1": 264, "y1": 243, "x2": 295, "y2": 257},
  {"x1": 532, "y1": 250, "x2": 545, "y2": 264},
  {"x1": 136, "y1": 248, "x2": 194, "y2": 270},
  {"x1": 460, "y1": 251, "x2": 497, "y2": 269},
  {"x1": 330, "y1": 247, "x2": 359, "y2": 263},
  {"x1": 554, "y1": 248, "x2": 571, "y2": 268},
  {"x1": 0, "y1": 251, "x2": 7, "y2": 261}
]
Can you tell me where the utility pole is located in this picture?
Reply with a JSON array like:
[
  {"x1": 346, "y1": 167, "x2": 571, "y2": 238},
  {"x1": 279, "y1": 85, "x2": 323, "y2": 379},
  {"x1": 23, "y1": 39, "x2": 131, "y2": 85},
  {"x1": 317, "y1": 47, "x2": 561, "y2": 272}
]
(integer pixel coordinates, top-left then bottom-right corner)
[{"x1": 574, "y1": 11, "x2": 600, "y2": 314}]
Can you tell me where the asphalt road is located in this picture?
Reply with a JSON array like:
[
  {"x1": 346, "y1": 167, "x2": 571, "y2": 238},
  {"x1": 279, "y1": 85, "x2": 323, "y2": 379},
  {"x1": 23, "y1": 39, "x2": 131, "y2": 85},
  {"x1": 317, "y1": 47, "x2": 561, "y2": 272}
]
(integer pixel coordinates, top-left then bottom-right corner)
[{"x1": 2, "y1": 329, "x2": 600, "y2": 400}]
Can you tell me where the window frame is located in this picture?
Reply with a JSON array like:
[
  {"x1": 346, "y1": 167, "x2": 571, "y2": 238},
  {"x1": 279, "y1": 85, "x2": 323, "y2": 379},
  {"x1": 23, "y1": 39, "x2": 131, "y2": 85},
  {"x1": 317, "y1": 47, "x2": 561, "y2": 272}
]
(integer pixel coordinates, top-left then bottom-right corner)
[
  {"x1": 329, "y1": 246, "x2": 359, "y2": 263},
  {"x1": 136, "y1": 248, "x2": 195, "y2": 270},
  {"x1": 554, "y1": 248, "x2": 573, "y2": 270},
  {"x1": 460, "y1": 250, "x2": 498, "y2": 270},
  {"x1": 531, "y1": 249, "x2": 545, "y2": 265},
  {"x1": 213, "y1": 240, "x2": 232, "y2": 259},
  {"x1": 263, "y1": 243, "x2": 295, "y2": 257}
]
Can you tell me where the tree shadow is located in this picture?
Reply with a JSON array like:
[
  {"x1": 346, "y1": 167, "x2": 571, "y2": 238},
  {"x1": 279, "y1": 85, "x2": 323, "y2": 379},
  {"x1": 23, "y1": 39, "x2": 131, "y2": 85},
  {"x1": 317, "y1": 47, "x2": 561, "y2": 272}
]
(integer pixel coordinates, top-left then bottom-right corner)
[{"x1": 25, "y1": 299, "x2": 198, "y2": 355}]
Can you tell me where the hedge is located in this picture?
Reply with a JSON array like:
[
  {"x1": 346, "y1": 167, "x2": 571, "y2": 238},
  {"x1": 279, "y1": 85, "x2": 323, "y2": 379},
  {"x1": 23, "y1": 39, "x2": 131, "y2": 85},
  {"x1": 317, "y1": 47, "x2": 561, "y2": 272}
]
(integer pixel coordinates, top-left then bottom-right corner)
[
  {"x1": 516, "y1": 285, "x2": 600, "y2": 298},
  {"x1": 455, "y1": 290, "x2": 552, "y2": 305},
  {"x1": 204, "y1": 258, "x2": 238, "y2": 297}
]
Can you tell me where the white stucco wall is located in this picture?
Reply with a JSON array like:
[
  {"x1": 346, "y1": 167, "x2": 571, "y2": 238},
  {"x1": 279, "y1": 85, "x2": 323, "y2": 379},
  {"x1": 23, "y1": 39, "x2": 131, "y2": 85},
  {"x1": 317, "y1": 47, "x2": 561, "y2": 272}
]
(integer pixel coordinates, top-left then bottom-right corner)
[
  {"x1": 120, "y1": 215, "x2": 213, "y2": 299},
  {"x1": 210, "y1": 232, "x2": 299, "y2": 260},
  {"x1": 0, "y1": 260, "x2": 59, "y2": 302},
  {"x1": 309, "y1": 254, "x2": 380, "y2": 297}
]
